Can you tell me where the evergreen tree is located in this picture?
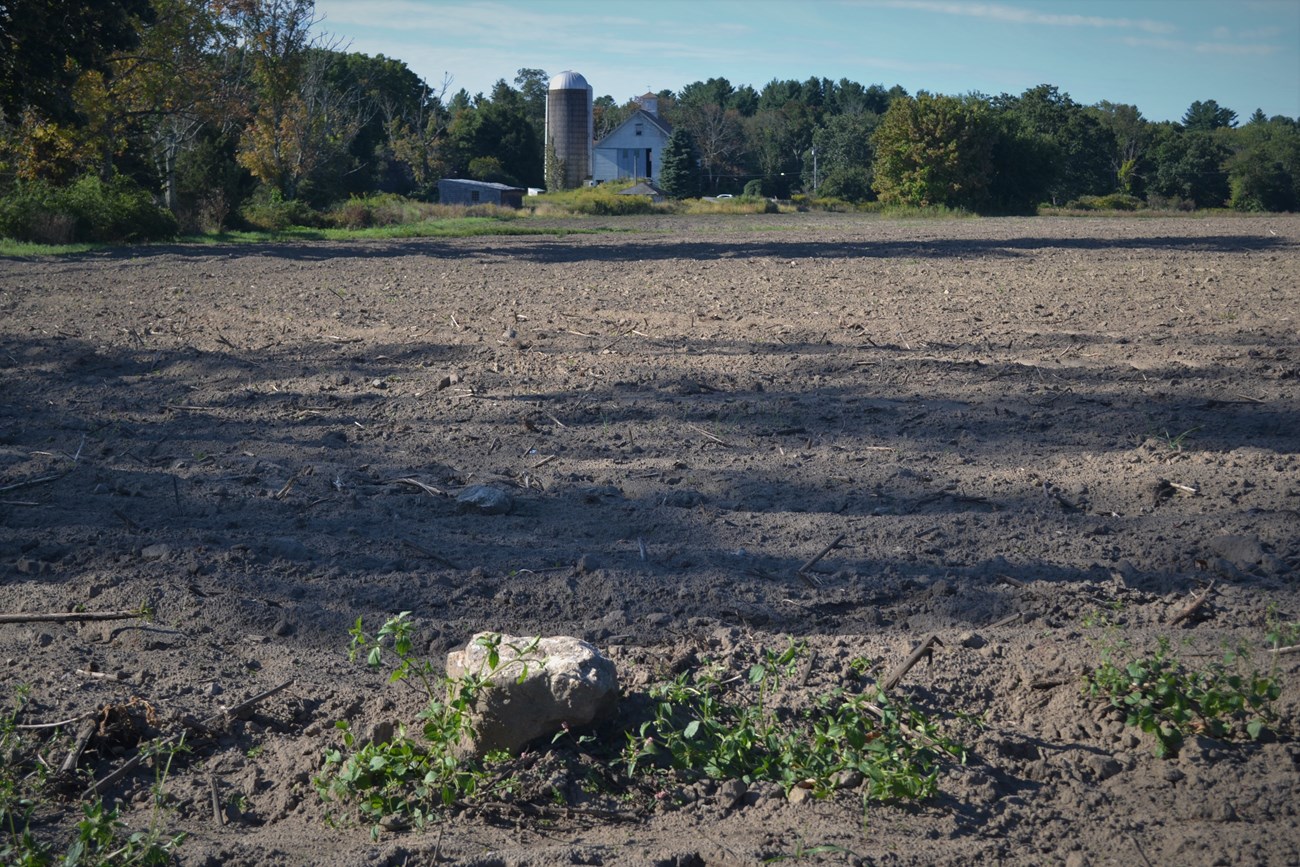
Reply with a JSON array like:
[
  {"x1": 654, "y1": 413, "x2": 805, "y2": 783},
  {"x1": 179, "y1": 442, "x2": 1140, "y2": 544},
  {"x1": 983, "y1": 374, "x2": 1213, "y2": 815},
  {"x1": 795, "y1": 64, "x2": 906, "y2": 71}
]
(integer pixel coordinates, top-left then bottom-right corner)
[
  {"x1": 1182, "y1": 99, "x2": 1237, "y2": 132},
  {"x1": 658, "y1": 128, "x2": 700, "y2": 198}
]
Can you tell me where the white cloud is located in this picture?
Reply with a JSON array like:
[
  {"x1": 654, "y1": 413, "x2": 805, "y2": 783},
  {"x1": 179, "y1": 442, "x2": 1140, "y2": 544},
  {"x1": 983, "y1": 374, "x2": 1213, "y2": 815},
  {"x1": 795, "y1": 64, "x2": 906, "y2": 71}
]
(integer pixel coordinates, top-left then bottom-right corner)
[
  {"x1": 1121, "y1": 36, "x2": 1281, "y2": 56},
  {"x1": 865, "y1": 0, "x2": 1177, "y2": 35}
]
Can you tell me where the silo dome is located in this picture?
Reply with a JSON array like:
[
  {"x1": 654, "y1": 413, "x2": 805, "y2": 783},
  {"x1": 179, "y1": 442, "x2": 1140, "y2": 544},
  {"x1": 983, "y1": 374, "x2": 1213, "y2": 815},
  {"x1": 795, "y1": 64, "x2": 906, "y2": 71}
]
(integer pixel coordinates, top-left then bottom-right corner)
[
  {"x1": 548, "y1": 70, "x2": 589, "y2": 92},
  {"x1": 545, "y1": 70, "x2": 593, "y2": 190}
]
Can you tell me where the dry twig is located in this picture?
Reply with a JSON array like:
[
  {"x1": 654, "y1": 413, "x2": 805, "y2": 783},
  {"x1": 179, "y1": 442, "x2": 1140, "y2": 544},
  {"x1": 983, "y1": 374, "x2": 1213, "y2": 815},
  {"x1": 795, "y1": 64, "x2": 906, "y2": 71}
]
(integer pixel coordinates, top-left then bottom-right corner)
[
  {"x1": 797, "y1": 533, "x2": 845, "y2": 578},
  {"x1": 881, "y1": 634, "x2": 943, "y2": 692},
  {"x1": 1169, "y1": 580, "x2": 1215, "y2": 626},
  {"x1": 86, "y1": 680, "x2": 293, "y2": 798},
  {"x1": 0, "y1": 610, "x2": 144, "y2": 625}
]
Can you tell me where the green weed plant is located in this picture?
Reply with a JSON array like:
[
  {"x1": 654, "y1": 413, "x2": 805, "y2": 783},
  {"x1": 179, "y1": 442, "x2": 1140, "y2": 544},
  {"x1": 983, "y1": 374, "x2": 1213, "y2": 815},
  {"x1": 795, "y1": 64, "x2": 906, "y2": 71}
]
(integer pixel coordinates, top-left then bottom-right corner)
[
  {"x1": 1085, "y1": 634, "x2": 1281, "y2": 757},
  {"x1": 624, "y1": 640, "x2": 962, "y2": 804},
  {"x1": 316, "y1": 614, "x2": 536, "y2": 837},
  {"x1": 1, "y1": 688, "x2": 185, "y2": 866}
]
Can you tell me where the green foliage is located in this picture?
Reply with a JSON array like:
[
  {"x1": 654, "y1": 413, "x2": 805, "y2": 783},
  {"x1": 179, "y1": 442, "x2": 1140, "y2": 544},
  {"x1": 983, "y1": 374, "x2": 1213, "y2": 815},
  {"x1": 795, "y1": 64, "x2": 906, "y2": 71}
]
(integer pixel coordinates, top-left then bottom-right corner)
[
  {"x1": 0, "y1": 173, "x2": 177, "y2": 243},
  {"x1": 1151, "y1": 129, "x2": 1231, "y2": 208},
  {"x1": 323, "y1": 193, "x2": 497, "y2": 229},
  {"x1": 316, "y1": 615, "x2": 529, "y2": 836},
  {"x1": 624, "y1": 640, "x2": 962, "y2": 804},
  {"x1": 531, "y1": 183, "x2": 657, "y2": 215},
  {"x1": 1, "y1": 688, "x2": 185, "y2": 866},
  {"x1": 0, "y1": 0, "x2": 152, "y2": 124},
  {"x1": 1064, "y1": 193, "x2": 1144, "y2": 211},
  {"x1": 995, "y1": 85, "x2": 1116, "y2": 205},
  {"x1": 816, "y1": 166, "x2": 873, "y2": 203},
  {"x1": 1226, "y1": 117, "x2": 1300, "y2": 212},
  {"x1": 239, "y1": 186, "x2": 324, "y2": 231},
  {"x1": 1085, "y1": 636, "x2": 1282, "y2": 757},
  {"x1": 806, "y1": 111, "x2": 880, "y2": 199},
  {"x1": 658, "y1": 128, "x2": 702, "y2": 199},
  {"x1": 1182, "y1": 99, "x2": 1238, "y2": 133},
  {"x1": 743, "y1": 178, "x2": 764, "y2": 197},
  {"x1": 871, "y1": 92, "x2": 996, "y2": 210}
]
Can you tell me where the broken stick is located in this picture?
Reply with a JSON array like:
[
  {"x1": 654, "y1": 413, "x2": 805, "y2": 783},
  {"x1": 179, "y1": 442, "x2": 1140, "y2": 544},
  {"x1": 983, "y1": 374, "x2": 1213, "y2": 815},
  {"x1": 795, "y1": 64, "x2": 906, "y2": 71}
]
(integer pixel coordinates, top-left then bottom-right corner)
[
  {"x1": 1169, "y1": 580, "x2": 1215, "y2": 626},
  {"x1": 0, "y1": 609, "x2": 145, "y2": 625},
  {"x1": 60, "y1": 718, "x2": 98, "y2": 775},
  {"x1": 797, "y1": 533, "x2": 845, "y2": 578},
  {"x1": 881, "y1": 634, "x2": 943, "y2": 692}
]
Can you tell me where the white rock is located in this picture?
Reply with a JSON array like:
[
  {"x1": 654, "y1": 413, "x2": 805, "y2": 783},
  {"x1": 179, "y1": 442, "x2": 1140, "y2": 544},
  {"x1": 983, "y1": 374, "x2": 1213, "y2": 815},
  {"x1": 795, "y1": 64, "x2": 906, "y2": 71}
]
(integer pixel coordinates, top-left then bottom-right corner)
[{"x1": 445, "y1": 633, "x2": 618, "y2": 756}]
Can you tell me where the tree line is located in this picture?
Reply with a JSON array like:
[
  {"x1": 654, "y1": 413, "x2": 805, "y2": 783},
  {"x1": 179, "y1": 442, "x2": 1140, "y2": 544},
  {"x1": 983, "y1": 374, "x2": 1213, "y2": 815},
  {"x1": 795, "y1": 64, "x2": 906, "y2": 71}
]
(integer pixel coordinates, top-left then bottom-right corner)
[{"x1": 2, "y1": 0, "x2": 1297, "y2": 243}]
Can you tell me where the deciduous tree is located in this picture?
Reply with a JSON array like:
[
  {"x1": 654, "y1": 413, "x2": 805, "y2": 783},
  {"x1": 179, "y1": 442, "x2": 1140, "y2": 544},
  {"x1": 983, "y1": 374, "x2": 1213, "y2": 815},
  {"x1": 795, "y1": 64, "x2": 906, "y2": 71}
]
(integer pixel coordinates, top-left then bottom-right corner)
[{"x1": 871, "y1": 92, "x2": 995, "y2": 209}]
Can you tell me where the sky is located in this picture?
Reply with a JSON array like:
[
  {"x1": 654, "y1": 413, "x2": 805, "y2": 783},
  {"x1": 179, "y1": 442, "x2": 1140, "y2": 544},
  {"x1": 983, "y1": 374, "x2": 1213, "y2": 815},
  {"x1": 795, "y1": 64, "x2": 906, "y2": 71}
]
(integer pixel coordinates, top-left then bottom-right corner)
[{"x1": 312, "y1": 0, "x2": 1300, "y2": 123}]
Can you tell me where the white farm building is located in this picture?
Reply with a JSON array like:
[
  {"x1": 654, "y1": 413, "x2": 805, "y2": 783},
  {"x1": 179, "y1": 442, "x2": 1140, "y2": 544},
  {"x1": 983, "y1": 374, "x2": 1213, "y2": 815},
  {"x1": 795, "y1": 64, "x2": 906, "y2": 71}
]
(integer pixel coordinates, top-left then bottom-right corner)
[{"x1": 592, "y1": 93, "x2": 672, "y2": 185}]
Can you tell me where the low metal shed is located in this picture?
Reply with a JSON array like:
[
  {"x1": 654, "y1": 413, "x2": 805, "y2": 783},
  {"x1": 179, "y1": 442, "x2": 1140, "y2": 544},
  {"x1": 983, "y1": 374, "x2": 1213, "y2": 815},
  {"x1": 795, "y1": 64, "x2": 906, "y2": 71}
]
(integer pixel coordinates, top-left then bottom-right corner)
[{"x1": 438, "y1": 179, "x2": 525, "y2": 208}]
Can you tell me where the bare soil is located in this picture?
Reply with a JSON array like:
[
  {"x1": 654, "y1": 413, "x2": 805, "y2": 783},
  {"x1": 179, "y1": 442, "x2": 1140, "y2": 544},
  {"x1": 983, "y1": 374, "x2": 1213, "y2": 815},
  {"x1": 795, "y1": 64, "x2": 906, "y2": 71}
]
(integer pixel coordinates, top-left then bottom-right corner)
[{"x1": 2, "y1": 213, "x2": 1299, "y2": 866}]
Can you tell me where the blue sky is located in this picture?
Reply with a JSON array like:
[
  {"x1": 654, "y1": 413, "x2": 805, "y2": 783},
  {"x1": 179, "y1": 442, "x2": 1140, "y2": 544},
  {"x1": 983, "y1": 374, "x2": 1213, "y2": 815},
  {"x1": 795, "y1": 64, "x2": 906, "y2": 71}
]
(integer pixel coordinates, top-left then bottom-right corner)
[{"x1": 313, "y1": 0, "x2": 1300, "y2": 123}]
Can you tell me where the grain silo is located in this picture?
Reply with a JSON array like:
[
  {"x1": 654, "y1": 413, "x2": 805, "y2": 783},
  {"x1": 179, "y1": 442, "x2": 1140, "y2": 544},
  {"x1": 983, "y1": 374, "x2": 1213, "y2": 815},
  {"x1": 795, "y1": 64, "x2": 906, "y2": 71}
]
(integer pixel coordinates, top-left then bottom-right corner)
[{"x1": 545, "y1": 70, "x2": 593, "y2": 190}]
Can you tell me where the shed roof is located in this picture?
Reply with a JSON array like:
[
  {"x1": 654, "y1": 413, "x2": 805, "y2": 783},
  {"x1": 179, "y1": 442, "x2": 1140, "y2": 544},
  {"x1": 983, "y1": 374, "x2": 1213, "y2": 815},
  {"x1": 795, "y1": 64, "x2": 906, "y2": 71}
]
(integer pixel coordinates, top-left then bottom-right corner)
[
  {"x1": 440, "y1": 178, "x2": 525, "y2": 192},
  {"x1": 619, "y1": 182, "x2": 664, "y2": 197}
]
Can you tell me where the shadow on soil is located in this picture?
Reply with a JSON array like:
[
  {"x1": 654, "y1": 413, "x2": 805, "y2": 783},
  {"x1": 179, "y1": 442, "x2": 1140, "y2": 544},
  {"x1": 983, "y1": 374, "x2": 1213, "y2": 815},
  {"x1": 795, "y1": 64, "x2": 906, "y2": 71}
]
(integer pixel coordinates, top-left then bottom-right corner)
[
  {"x1": 3, "y1": 325, "x2": 1296, "y2": 649},
  {"x1": 35, "y1": 230, "x2": 1297, "y2": 267}
]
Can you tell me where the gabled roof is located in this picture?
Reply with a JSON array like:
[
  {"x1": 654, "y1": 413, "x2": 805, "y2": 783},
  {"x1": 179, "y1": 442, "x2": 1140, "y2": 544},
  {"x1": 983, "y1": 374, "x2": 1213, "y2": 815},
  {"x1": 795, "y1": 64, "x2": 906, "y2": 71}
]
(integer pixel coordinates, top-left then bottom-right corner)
[{"x1": 594, "y1": 108, "x2": 672, "y2": 146}]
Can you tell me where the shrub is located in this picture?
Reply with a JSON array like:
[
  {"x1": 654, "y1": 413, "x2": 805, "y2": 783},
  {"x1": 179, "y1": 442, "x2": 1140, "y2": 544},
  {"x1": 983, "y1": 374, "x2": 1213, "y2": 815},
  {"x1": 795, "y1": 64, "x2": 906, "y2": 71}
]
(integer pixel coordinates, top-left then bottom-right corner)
[
  {"x1": 240, "y1": 187, "x2": 324, "y2": 231},
  {"x1": 1065, "y1": 193, "x2": 1144, "y2": 212},
  {"x1": 0, "y1": 174, "x2": 177, "y2": 244},
  {"x1": 322, "y1": 194, "x2": 491, "y2": 229},
  {"x1": 531, "y1": 183, "x2": 657, "y2": 216},
  {"x1": 743, "y1": 179, "x2": 764, "y2": 197},
  {"x1": 681, "y1": 196, "x2": 779, "y2": 215}
]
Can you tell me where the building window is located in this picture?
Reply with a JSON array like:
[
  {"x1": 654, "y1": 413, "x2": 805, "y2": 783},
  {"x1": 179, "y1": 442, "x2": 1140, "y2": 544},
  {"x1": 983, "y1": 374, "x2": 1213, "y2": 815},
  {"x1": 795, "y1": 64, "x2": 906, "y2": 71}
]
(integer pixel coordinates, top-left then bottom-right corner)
[
  {"x1": 470, "y1": 191, "x2": 480, "y2": 203},
  {"x1": 635, "y1": 123, "x2": 643, "y2": 136}
]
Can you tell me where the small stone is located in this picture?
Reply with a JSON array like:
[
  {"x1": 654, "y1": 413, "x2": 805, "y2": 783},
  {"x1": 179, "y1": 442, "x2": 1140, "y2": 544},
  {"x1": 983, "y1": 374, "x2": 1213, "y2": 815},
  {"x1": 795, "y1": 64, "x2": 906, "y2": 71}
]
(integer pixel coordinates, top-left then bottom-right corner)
[
  {"x1": 959, "y1": 631, "x2": 986, "y2": 649},
  {"x1": 715, "y1": 779, "x2": 746, "y2": 809},
  {"x1": 272, "y1": 617, "x2": 294, "y2": 637},
  {"x1": 576, "y1": 554, "x2": 601, "y2": 575},
  {"x1": 204, "y1": 682, "x2": 223, "y2": 697},
  {"x1": 456, "y1": 485, "x2": 514, "y2": 515},
  {"x1": 663, "y1": 489, "x2": 706, "y2": 508},
  {"x1": 1163, "y1": 768, "x2": 1185, "y2": 783},
  {"x1": 140, "y1": 543, "x2": 171, "y2": 561},
  {"x1": 834, "y1": 769, "x2": 864, "y2": 790},
  {"x1": 371, "y1": 378, "x2": 387, "y2": 389},
  {"x1": 1086, "y1": 755, "x2": 1123, "y2": 781},
  {"x1": 744, "y1": 781, "x2": 782, "y2": 804},
  {"x1": 787, "y1": 784, "x2": 815, "y2": 805}
]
